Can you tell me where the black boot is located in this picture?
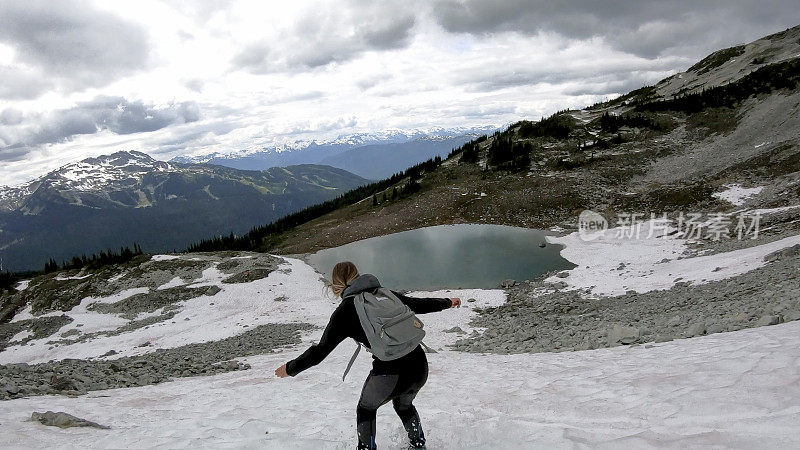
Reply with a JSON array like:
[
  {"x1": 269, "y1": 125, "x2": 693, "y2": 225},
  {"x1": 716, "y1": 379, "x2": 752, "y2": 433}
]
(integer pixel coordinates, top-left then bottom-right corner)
[
  {"x1": 357, "y1": 439, "x2": 376, "y2": 450},
  {"x1": 403, "y1": 417, "x2": 426, "y2": 449}
]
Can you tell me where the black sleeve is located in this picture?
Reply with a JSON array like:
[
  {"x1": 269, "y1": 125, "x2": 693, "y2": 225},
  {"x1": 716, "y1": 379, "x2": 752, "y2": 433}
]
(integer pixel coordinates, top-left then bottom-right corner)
[
  {"x1": 285, "y1": 304, "x2": 349, "y2": 376},
  {"x1": 391, "y1": 290, "x2": 452, "y2": 314}
]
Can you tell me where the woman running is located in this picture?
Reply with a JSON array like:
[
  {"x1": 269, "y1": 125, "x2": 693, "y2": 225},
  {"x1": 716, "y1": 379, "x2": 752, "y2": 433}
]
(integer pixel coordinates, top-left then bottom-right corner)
[{"x1": 275, "y1": 261, "x2": 461, "y2": 449}]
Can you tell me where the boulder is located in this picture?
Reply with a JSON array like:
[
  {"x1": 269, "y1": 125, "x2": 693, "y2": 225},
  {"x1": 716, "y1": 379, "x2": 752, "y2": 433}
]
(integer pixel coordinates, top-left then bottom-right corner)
[
  {"x1": 685, "y1": 322, "x2": 706, "y2": 337},
  {"x1": 608, "y1": 324, "x2": 640, "y2": 345},
  {"x1": 205, "y1": 286, "x2": 222, "y2": 296},
  {"x1": 49, "y1": 375, "x2": 77, "y2": 392},
  {"x1": 756, "y1": 315, "x2": 781, "y2": 326},
  {"x1": 707, "y1": 323, "x2": 726, "y2": 334},
  {"x1": 763, "y1": 244, "x2": 800, "y2": 263},
  {"x1": 500, "y1": 279, "x2": 516, "y2": 288},
  {"x1": 30, "y1": 411, "x2": 110, "y2": 429}
]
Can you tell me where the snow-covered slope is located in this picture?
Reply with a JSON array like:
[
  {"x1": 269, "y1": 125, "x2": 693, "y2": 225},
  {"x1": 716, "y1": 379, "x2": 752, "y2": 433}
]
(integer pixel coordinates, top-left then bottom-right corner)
[
  {"x1": 546, "y1": 218, "x2": 800, "y2": 296},
  {"x1": 0, "y1": 151, "x2": 171, "y2": 211},
  {"x1": 2, "y1": 238, "x2": 800, "y2": 448}
]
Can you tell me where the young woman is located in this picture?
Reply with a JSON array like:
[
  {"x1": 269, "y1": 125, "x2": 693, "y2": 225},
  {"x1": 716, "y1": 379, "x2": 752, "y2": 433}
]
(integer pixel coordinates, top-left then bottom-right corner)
[{"x1": 275, "y1": 261, "x2": 461, "y2": 450}]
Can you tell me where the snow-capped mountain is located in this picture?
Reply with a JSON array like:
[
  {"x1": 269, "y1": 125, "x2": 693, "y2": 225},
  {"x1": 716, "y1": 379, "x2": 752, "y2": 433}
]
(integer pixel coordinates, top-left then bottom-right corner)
[
  {"x1": 0, "y1": 151, "x2": 369, "y2": 271},
  {"x1": 170, "y1": 126, "x2": 497, "y2": 177},
  {"x1": 0, "y1": 151, "x2": 172, "y2": 213}
]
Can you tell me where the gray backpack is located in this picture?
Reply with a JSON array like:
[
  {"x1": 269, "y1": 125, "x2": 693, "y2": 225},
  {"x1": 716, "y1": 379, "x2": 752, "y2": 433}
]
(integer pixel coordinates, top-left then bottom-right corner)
[{"x1": 342, "y1": 288, "x2": 428, "y2": 380}]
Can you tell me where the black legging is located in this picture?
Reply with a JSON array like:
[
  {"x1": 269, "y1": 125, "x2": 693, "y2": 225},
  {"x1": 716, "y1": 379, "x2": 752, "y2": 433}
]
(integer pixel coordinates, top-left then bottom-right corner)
[{"x1": 356, "y1": 360, "x2": 429, "y2": 448}]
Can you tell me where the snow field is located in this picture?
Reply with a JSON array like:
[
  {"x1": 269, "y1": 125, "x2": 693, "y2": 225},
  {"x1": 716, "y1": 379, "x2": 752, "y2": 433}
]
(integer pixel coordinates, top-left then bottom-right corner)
[
  {"x1": 1, "y1": 320, "x2": 798, "y2": 449},
  {"x1": 546, "y1": 219, "x2": 800, "y2": 296},
  {"x1": 2, "y1": 240, "x2": 800, "y2": 448}
]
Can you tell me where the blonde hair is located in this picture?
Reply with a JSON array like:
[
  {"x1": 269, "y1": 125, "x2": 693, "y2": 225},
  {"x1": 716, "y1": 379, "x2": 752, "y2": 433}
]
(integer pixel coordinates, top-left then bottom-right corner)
[{"x1": 331, "y1": 261, "x2": 359, "y2": 298}]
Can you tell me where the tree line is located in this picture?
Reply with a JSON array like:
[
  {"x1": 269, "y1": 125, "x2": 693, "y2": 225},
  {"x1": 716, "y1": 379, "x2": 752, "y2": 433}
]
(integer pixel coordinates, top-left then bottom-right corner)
[
  {"x1": 186, "y1": 155, "x2": 445, "y2": 253},
  {"x1": 44, "y1": 243, "x2": 144, "y2": 273},
  {"x1": 637, "y1": 58, "x2": 800, "y2": 114}
]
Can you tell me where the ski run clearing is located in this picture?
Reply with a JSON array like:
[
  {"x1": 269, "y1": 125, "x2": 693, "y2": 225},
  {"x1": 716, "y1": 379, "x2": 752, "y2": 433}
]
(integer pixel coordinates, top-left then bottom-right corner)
[{"x1": 2, "y1": 225, "x2": 800, "y2": 449}]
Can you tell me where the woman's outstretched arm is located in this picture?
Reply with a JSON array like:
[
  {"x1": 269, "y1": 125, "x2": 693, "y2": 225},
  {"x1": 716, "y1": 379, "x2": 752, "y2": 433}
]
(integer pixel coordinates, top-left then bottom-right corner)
[
  {"x1": 391, "y1": 290, "x2": 461, "y2": 314},
  {"x1": 277, "y1": 304, "x2": 348, "y2": 377}
]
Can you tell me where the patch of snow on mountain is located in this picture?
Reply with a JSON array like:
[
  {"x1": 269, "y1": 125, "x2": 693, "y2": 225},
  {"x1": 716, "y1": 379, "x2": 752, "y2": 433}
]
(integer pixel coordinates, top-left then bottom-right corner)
[{"x1": 712, "y1": 184, "x2": 764, "y2": 205}]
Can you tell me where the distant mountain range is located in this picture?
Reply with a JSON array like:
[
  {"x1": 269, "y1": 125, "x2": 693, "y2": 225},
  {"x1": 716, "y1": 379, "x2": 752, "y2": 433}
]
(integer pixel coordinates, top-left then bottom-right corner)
[
  {"x1": 0, "y1": 151, "x2": 369, "y2": 271},
  {"x1": 171, "y1": 127, "x2": 496, "y2": 179}
]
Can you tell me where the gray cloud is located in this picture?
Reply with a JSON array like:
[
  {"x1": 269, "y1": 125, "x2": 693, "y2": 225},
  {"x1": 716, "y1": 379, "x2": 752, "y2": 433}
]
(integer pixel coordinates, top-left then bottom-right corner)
[
  {"x1": 0, "y1": 108, "x2": 23, "y2": 126},
  {"x1": 0, "y1": 96, "x2": 200, "y2": 161},
  {"x1": 278, "y1": 116, "x2": 359, "y2": 136},
  {"x1": 0, "y1": 143, "x2": 29, "y2": 162},
  {"x1": 0, "y1": 0, "x2": 150, "y2": 99},
  {"x1": 184, "y1": 79, "x2": 205, "y2": 93},
  {"x1": 0, "y1": 66, "x2": 52, "y2": 100},
  {"x1": 452, "y1": 56, "x2": 677, "y2": 93},
  {"x1": 232, "y1": 4, "x2": 416, "y2": 73},
  {"x1": 431, "y1": 0, "x2": 800, "y2": 58}
]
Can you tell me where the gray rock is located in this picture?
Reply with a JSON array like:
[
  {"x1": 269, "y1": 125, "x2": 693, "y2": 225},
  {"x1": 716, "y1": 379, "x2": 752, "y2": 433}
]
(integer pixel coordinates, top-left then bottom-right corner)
[
  {"x1": 686, "y1": 322, "x2": 706, "y2": 337},
  {"x1": 443, "y1": 326, "x2": 465, "y2": 334},
  {"x1": 60, "y1": 329, "x2": 80, "y2": 338},
  {"x1": 30, "y1": 411, "x2": 110, "y2": 429},
  {"x1": 756, "y1": 315, "x2": 781, "y2": 326},
  {"x1": 500, "y1": 279, "x2": 517, "y2": 288},
  {"x1": 205, "y1": 286, "x2": 222, "y2": 296},
  {"x1": 608, "y1": 324, "x2": 640, "y2": 345},
  {"x1": 763, "y1": 244, "x2": 800, "y2": 263},
  {"x1": 49, "y1": 375, "x2": 77, "y2": 391},
  {"x1": 707, "y1": 323, "x2": 726, "y2": 334}
]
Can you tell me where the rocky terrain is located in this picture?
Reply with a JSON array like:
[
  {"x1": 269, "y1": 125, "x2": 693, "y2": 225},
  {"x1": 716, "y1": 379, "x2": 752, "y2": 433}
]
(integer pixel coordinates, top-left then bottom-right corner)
[
  {"x1": 0, "y1": 323, "x2": 310, "y2": 400},
  {"x1": 452, "y1": 243, "x2": 800, "y2": 354},
  {"x1": 0, "y1": 252, "x2": 317, "y2": 400}
]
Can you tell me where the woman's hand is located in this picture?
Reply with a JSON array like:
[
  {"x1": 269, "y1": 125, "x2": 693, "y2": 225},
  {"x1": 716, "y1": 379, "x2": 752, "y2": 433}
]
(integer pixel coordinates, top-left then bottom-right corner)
[
  {"x1": 449, "y1": 297, "x2": 461, "y2": 308},
  {"x1": 275, "y1": 363, "x2": 289, "y2": 378}
]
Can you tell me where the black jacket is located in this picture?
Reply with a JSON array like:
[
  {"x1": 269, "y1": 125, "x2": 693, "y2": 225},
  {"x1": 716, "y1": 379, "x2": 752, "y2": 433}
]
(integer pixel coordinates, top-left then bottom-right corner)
[{"x1": 285, "y1": 274, "x2": 452, "y2": 376}]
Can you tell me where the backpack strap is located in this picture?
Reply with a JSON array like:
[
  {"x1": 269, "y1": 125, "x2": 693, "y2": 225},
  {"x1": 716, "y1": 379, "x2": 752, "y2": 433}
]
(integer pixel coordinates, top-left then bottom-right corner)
[
  {"x1": 419, "y1": 341, "x2": 437, "y2": 354},
  {"x1": 342, "y1": 342, "x2": 362, "y2": 381}
]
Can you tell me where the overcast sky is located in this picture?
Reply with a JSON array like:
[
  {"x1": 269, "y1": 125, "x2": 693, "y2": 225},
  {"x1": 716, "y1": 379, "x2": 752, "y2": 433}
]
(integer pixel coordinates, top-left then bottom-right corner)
[{"x1": 1, "y1": 0, "x2": 798, "y2": 185}]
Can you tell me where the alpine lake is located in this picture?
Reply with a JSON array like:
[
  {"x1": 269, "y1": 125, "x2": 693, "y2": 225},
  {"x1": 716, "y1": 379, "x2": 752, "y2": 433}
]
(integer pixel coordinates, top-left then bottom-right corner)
[{"x1": 308, "y1": 224, "x2": 575, "y2": 290}]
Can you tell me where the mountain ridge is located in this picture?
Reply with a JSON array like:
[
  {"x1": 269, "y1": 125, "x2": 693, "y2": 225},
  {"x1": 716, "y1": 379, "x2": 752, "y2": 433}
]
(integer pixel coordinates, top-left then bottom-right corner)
[
  {"x1": 0, "y1": 153, "x2": 369, "y2": 271},
  {"x1": 169, "y1": 126, "x2": 497, "y2": 176}
]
